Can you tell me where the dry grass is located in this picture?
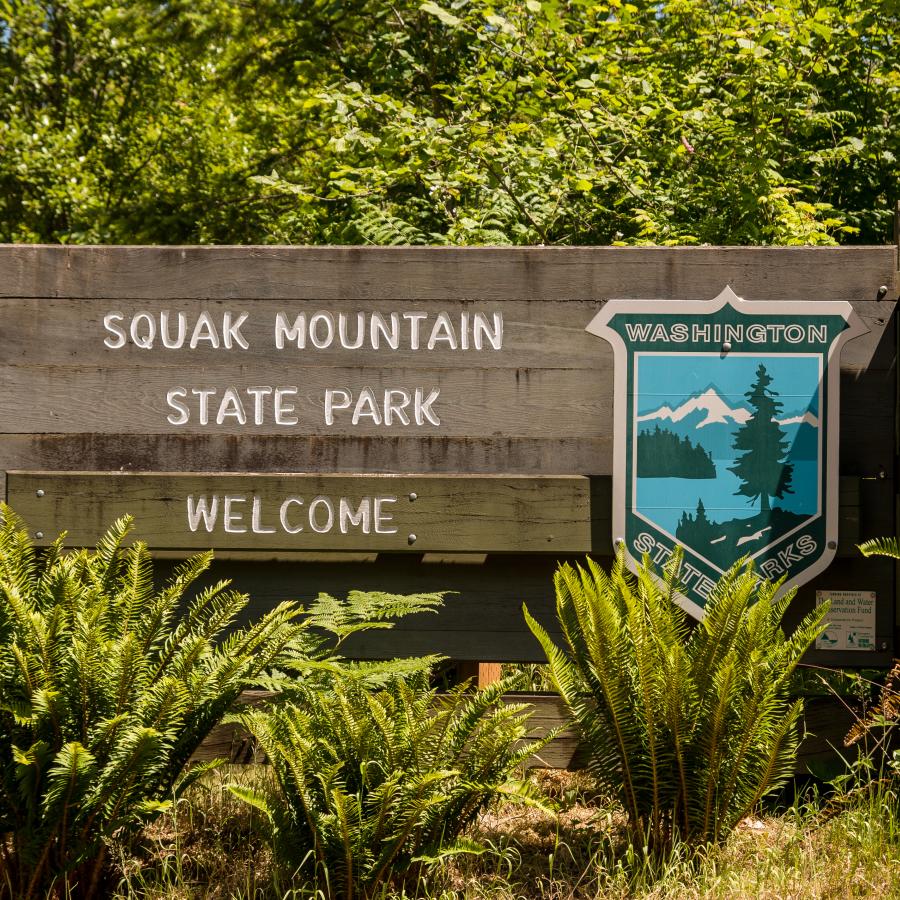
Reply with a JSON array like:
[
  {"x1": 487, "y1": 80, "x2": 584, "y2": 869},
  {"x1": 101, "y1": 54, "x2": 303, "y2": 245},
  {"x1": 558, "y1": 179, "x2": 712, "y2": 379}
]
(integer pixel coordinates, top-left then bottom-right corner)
[{"x1": 111, "y1": 767, "x2": 900, "y2": 900}]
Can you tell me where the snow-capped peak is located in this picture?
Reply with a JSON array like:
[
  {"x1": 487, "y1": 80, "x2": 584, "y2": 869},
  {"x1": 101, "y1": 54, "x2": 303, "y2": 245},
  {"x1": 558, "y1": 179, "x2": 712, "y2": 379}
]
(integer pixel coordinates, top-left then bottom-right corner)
[
  {"x1": 637, "y1": 388, "x2": 751, "y2": 429},
  {"x1": 776, "y1": 411, "x2": 819, "y2": 428}
]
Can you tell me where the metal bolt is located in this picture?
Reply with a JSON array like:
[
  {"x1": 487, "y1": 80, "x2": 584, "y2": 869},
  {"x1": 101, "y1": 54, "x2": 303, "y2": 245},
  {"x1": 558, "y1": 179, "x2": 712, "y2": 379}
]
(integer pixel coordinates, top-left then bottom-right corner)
[
  {"x1": 877, "y1": 285, "x2": 889, "y2": 300},
  {"x1": 35, "y1": 531, "x2": 43, "y2": 539},
  {"x1": 408, "y1": 492, "x2": 417, "y2": 502},
  {"x1": 722, "y1": 341, "x2": 732, "y2": 353},
  {"x1": 35, "y1": 489, "x2": 44, "y2": 497},
  {"x1": 407, "y1": 533, "x2": 417, "y2": 544},
  {"x1": 616, "y1": 537, "x2": 625, "y2": 547},
  {"x1": 827, "y1": 540, "x2": 837, "y2": 550}
]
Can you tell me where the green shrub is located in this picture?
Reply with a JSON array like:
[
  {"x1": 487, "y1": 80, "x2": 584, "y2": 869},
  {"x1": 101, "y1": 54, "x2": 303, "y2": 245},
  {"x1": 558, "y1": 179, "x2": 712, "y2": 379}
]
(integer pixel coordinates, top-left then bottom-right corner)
[
  {"x1": 0, "y1": 508, "x2": 300, "y2": 899},
  {"x1": 232, "y1": 672, "x2": 550, "y2": 898},
  {"x1": 525, "y1": 549, "x2": 827, "y2": 854}
]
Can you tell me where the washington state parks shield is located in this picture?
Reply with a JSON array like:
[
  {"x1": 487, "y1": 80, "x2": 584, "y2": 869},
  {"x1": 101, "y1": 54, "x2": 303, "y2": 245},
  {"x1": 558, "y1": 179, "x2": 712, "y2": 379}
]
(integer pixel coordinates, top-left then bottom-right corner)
[{"x1": 587, "y1": 287, "x2": 866, "y2": 619}]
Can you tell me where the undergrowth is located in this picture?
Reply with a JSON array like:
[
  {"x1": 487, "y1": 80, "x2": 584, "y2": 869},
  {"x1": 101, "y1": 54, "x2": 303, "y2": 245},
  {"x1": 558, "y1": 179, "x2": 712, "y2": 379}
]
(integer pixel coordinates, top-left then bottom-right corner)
[{"x1": 112, "y1": 764, "x2": 900, "y2": 899}]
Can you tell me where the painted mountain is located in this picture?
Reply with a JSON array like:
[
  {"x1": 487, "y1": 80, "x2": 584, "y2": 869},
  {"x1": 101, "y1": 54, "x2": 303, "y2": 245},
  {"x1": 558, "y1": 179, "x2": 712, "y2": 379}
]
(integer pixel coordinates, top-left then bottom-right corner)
[{"x1": 637, "y1": 386, "x2": 819, "y2": 461}]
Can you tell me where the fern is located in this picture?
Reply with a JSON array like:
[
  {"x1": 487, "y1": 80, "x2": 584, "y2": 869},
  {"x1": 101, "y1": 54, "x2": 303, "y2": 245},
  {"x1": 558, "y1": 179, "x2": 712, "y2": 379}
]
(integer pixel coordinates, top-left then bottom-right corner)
[
  {"x1": 0, "y1": 506, "x2": 302, "y2": 899},
  {"x1": 525, "y1": 546, "x2": 827, "y2": 853},
  {"x1": 858, "y1": 537, "x2": 900, "y2": 559},
  {"x1": 233, "y1": 670, "x2": 553, "y2": 898}
]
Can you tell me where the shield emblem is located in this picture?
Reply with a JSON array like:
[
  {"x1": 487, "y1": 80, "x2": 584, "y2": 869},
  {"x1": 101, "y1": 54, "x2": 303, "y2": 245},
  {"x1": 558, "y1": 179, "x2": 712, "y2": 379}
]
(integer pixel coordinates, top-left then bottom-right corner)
[{"x1": 587, "y1": 286, "x2": 866, "y2": 619}]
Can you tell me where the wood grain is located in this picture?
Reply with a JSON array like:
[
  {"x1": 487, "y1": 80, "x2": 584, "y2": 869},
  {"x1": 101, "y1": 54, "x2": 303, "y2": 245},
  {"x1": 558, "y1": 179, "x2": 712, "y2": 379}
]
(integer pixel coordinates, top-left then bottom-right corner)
[
  {"x1": 0, "y1": 365, "x2": 612, "y2": 437},
  {"x1": 1, "y1": 245, "x2": 894, "y2": 302},
  {"x1": 7, "y1": 471, "x2": 592, "y2": 553},
  {"x1": 186, "y1": 691, "x2": 857, "y2": 775},
  {"x1": 0, "y1": 294, "x2": 889, "y2": 373}
]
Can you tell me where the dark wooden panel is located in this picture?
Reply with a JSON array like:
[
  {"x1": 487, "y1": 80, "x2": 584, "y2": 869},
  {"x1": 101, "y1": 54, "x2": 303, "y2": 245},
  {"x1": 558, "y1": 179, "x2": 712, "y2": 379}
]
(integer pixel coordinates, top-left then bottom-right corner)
[
  {"x1": 188, "y1": 691, "x2": 855, "y2": 775},
  {"x1": 8, "y1": 472, "x2": 591, "y2": 553},
  {"x1": 0, "y1": 434, "x2": 610, "y2": 475}
]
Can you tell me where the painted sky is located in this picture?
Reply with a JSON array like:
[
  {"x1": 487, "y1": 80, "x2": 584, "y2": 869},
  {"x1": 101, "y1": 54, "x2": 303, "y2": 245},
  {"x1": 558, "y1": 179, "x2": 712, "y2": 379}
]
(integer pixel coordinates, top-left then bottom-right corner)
[{"x1": 635, "y1": 353, "x2": 820, "y2": 419}]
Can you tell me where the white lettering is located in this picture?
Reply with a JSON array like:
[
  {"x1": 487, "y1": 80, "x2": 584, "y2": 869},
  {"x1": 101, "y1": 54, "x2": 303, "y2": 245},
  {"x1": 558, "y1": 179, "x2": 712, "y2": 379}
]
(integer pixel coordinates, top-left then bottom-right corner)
[
  {"x1": 339, "y1": 497, "x2": 371, "y2": 533},
  {"x1": 274, "y1": 388, "x2": 298, "y2": 425},
  {"x1": 275, "y1": 312, "x2": 305, "y2": 349},
  {"x1": 370, "y1": 312, "x2": 400, "y2": 350},
  {"x1": 374, "y1": 496, "x2": 398, "y2": 533},
  {"x1": 223, "y1": 312, "x2": 250, "y2": 349},
  {"x1": 279, "y1": 498, "x2": 304, "y2": 533},
  {"x1": 403, "y1": 312, "x2": 428, "y2": 349},
  {"x1": 352, "y1": 388, "x2": 382, "y2": 425},
  {"x1": 190, "y1": 311, "x2": 220, "y2": 349},
  {"x1": 246, "y1": 386, "x2": 273, "y2": 425},
  {"x1": 251, "y1": 495, "x2": 276, "y2": 534},
  {"x1": 216, "y1": 387, "x2": 247, "y2": 426},
  {"x1": 325, "y1": 388, "x2": 353, "y2": 425},
  {"x1": 384, "y1": 389, "x2": 411, "y2": 426},
  {"x1": 428, "y1": 312, "x2": 458, "y2": 350},
  {"x1": 187, "y1": 495, "x2": 219, "y2": 532},
  {"x1": 130, "y1": 311, "x2": 156, "y2": 349},
  {"x1": 473, "y1": 312, "x2": 503, "y2": 350},
  {"x1": 339, "y1": 312, "x2": 365, "y2": 349},
  {"x1": 308, "y1": 496, "x2": 334, "y2": 533},
  {"x1": 223, "y1": 495, "x2": 247, "y2": 533},
  {"x1": 103, "y1": 312, "x2": 127, "y2": 349},
  {"x1": 166, "y1": 387, "x2": 190, "y2": 425},
  {"x1": 160, "y1": 311, "x2": 186, "y2": 349},
  {"x1": 309, "y1": 312, "x2": 334, "y2": 349},
  {"x1": 414, "y1": 388, "x2": 441, "y2": 426}
]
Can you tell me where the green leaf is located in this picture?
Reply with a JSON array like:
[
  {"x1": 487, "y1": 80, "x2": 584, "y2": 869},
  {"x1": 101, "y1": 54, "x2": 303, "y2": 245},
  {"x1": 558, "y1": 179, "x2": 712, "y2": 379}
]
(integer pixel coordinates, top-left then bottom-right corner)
[{"x1": 420, "y1": 1, "x2": 461, "y2": 27}]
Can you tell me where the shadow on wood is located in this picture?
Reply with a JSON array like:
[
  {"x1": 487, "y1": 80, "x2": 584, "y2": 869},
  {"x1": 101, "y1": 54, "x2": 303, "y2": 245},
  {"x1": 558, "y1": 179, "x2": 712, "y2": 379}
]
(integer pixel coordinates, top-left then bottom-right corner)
[{"x1": 190, "y1": 691, "x2": 857, "y2": 775}]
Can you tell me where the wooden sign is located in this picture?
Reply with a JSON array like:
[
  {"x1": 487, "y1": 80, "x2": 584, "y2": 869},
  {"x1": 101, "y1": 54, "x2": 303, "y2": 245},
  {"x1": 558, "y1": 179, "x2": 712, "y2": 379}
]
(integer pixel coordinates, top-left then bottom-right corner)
[
  {"x1": 7, "y1": 472, "x2": 590, "y2": 553},
  {"x1": 0, "y1": 246, "x2": 895, "y2": 662}
]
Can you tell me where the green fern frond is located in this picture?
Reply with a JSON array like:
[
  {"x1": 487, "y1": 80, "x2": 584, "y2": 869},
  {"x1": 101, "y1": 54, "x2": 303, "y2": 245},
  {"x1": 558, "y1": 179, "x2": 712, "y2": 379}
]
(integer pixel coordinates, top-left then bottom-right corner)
[{"x1": 858, "y1": 536, "x2": 900, "y2": 559}]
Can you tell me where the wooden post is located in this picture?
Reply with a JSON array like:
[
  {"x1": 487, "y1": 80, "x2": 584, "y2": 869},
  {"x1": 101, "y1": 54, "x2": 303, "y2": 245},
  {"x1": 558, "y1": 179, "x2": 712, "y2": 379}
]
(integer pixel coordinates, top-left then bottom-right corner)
[{"x1": 456, "y1": 661, "x2": 503, "y2": 688}]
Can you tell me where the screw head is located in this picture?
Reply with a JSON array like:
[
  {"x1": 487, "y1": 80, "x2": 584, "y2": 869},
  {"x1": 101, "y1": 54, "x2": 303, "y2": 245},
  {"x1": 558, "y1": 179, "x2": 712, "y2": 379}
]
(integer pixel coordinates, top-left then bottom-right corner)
[
  {"x1": 877, "y1": 284, "x2": 889, "y2": 299},
  {"x1": 722, "y1": 341, "x2": 732, "y2": 353},
  {"x1": 408, "y1": 492, "x2": 418, "y2": 502},
  {"x1": 827, "y1": 540, "x2": 837, "y2": 550},
  {"x1": 407, "y1": 533, "x2": 417, "y2": 544},
  {"x1": 35, "y1": 531, "x2": 43, "y2": 539},
  {"x1": 35, "y1": 489, "x2": 44, "y2": 497}
]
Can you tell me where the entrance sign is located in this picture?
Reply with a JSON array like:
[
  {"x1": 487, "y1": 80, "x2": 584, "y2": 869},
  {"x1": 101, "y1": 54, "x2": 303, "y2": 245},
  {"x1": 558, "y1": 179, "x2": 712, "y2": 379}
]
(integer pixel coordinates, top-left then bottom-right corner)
[
  {"x1": 587, "y1": 286, "x2": 866, "y2": 619},
  {"x1": 0, "y1": 246, "x2": 895, "y2": 660}
]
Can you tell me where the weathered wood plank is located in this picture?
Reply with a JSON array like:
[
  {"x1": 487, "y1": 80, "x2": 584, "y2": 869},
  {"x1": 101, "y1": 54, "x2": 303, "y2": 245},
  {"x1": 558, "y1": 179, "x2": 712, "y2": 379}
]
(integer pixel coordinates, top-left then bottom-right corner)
[
  {"x1": 0, "y1": 434, "x2": 611, "y2": 477},
  {"x1": 0, "y1": 294, "x2": 890, "y2": 374},
  {"x1": 3, "y1": 469, "x2": 863, "y2": 559},
  {"x1": 7, "y1": 472, "x2": 592, "y2": 553},
  {"x1": 0, "y1": 365, "x2": 612, "y2": 436},
  {"x1": 187, "y1": 691, "x2": 856, "y2": 775},
  {"x1": 2, "y1": 246, "x2": 894, "y2": 302}
]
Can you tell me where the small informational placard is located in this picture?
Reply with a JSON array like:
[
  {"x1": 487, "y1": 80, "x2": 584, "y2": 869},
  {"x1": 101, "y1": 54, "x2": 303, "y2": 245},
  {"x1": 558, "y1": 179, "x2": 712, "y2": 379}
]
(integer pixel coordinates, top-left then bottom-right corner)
[{"x1": 815, "y1": 590, "x2": 876, "y2": 651}]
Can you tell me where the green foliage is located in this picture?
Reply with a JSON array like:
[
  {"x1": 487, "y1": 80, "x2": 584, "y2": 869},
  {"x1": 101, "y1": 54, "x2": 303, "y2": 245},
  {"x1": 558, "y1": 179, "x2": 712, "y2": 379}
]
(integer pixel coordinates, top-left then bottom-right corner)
[
  {"x1": 858, "y1": 536, "x2": 900, "y2": 559},
  {"x1": 525, "y1": 548, "x2": 828, "y2": 853},
  {"x1": 0, "y1": 507, "x2": 301, "y2": 899},
  {"x1": 2, "y1": 1, "x2": 899, "y2": 245},
  {"x1": 233, "y1": 672, "x2": 551, "y2": 898}
]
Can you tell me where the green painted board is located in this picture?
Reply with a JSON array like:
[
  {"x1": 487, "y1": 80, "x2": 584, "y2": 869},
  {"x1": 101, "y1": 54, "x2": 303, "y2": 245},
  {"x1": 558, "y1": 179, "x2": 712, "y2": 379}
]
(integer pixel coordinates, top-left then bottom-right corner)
[{"x1": 7, "y1": 471, "x2": 591, "y2": 553}]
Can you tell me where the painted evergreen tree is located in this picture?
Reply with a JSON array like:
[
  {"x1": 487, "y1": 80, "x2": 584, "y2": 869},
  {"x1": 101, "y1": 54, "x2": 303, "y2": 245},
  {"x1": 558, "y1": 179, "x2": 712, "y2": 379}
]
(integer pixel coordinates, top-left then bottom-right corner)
[{"x1": 728, "y1": 365, "x2": 794, "y2": 513}]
